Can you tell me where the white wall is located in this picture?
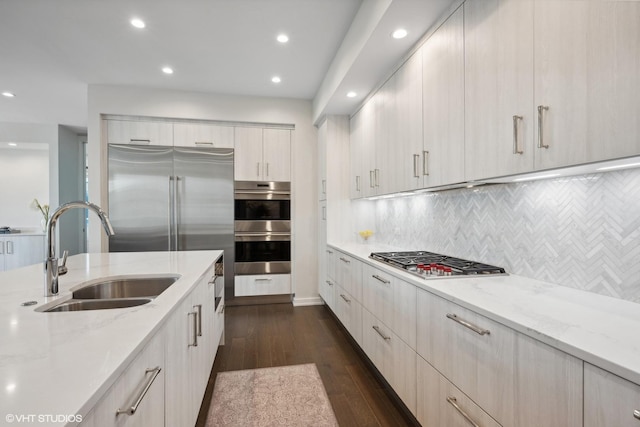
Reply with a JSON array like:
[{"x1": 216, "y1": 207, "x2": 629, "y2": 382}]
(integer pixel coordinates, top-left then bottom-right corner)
[
  {"x1": 0, "y1": 145, "x2": 49, "y2": 229},
  {"x1": 87, "y1": 84, "x2": 319, "y2": 304}
]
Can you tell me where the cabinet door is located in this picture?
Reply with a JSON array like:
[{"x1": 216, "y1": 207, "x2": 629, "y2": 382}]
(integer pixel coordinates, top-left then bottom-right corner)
[
  {"x1": 349, "y1": 110, "x2": 365, "y2": 199},
  {"x1": 107, "y1": 120, "x2": 173, "y2": 146},
  {"x1": 585, "y1": 363, "x2": 640, "y2": 427},
  {"x1": 263, "y1": 128, "x2": 291, "y2": 182},
  {"x1": 423, "y1": 5, "x2": 466, "y2": 187},
  {"x1": 234, "y1": 127, "x2": 264, "y2": 181},
  {"x1": 361, "y1": 97, "x2": 378, "y2": 198},
  {"x1": 173, "y1": 123, "x2": 234, "y2": 148},
  {"x1": 534, "y1": 0, "x2": 640, "y2": 169},
  {"x1": 2, "y1": 236, "x2": 45, "y2": 270},
  {"x1": 81, "y1": 331, "x2": 165, "y2": 427},
  {"x1": 464, "y1": 0, "x2": 535, "y2": 181},
  {"x1": 374, "y1": 82, "x2": 395, "y2": 195},
  {"x1": 335, "y1": 252, "x2": 361, "y2": 303},
  {"x1": 318, "y1": 122, "x2": 327, "y2": 200},
  {"x1": 418, "y1": 356, "x2": 502, "y2": 427},
  {"x1": 395, "y1": 51, "x2": 423, "y2": 192}
]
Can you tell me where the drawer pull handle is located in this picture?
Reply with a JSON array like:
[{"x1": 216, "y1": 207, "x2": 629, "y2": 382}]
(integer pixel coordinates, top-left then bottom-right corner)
[
  {"x1": 340, "y1": 294, "x2": 351, "y2": 303},
  {"x1": 116, "y1": 366, "x2": 162, "y2": 416},
  {"x1": 129, "y1": 138, "x2": 151, "y2": 144},
  {"x1": 255, "y1": 278, "x2": 273, "y2": 282},
  {"x1": 339, "y1": 257, "x2": 351, "y2": 264},
  {"x1": 326, "y1": 280, "x2": 334, "y2": 286},
  {"x1": 188, "y1": 311, "x2": 198, "y2": 347},
  {"x1": 537, "y1": 105, "x2": 550, "y2": 149},
  {"x1": 194, "y1": 304, "x2": 202, "y2": 337},
  {"x1": 446, "y1": 313, "x2": 490, "y2": 336},
  {"x1": 195, "y1": 141, "x2": 214, "y2": 145},
  {"x1": 446, "y1": 396, "x2": 480, "y2": 427},
  {"x1": 372, "y1": 325, "x2": 391, "y2": 341},
  {"x1": 372, "y1": 274, "x2": 390, "y2": 284},
  {"x1": 326, "y1": 249, "x2": 333, "y2": 254},
  {"x1": 634, "y1": 409, "x2": 640, "y2": 420}
]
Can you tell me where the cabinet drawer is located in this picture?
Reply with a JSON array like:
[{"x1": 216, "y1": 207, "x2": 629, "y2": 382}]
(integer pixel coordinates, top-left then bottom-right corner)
[
  {"x1": 585, "y1": 363, "x2": 640, "y2": 427},
  {"x1": 173, "y1": 123, "x2": 234, "y2": 148},
  {"x1": 320, "y1": 276, "x2": 336, "y2": 312},
  {"x1": 362, "y1": 308, "x2": 417, "y2": 415},
  {"x1": 107, "y1": 120, "x2": 173, "y2": 146},
  {"x1": 234, "y1": 274, "x2": 291, "y2": 296},
  {"x1": 417, "y1": 288, "x2": 516, "y2": 423},
  {"x1": 335, "y1": 251, "x2": 362, "y2": 302},
  {"x1": 81, "y1": 331, "x2": 165, "y2": 427},
  {"x1": 362, "y1": 264, "x2": 416, "y2": 349},
  {"x1": 335, "y1": 285, "x2": 362, "y2": 346},
  {"x1": 418, "y1": 355, "x2": 502, "y2": 427}
]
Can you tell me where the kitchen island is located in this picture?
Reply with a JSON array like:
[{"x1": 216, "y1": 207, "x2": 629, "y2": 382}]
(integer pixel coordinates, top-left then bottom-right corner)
[{"x1": 0, "y1": 250, "x2": 223, "y2": 426}]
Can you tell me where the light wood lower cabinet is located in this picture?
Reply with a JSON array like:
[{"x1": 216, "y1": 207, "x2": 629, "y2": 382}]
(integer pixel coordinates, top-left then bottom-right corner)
[
  {"x1": 80, "y1": 331, "x2": 165, "y2": 427},
  {"x1": 362, "y1": 308, "x2": 417, "y2": 416},
  {"x1": 335, "y1": 251, "x2": 362, "y2": 303},
  {"x1": 584, "y1": 363, "x2": 640, "y2": 427},
  {"x1": 416, "y1": 288, "x2": 582, "y2": 427},
  {"x1": 418, "y1": 356, "x2": 502, "y2": 427},
  {"x1": 0, "y1": 235, "x2": 45, "y2": 271},
  {"x1": 234, "y1": 274, "x2": 291, "y2": 297},
  {"x1": 335, "y1": 285, "x2": 362, "y2": 346}
]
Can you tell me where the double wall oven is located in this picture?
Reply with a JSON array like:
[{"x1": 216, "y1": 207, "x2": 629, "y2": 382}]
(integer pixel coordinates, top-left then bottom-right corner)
[{"x1": 234, "y1": 181, "x2": 291, "y2": 276}]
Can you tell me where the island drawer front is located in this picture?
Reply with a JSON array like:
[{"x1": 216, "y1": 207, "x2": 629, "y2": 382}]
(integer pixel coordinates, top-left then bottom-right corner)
[
  {"x1": 585, "y1": 363, "x2": 640, "y2": 427},
  {"x1": 234, "y1": 273, "x2": 291, "y2": 296},
  {"x1": 80, "y1": 330, "x2": 165, "y2": 426},
  {"x1": 417, "y1": 355, "x2": 503, "y2": 427}
]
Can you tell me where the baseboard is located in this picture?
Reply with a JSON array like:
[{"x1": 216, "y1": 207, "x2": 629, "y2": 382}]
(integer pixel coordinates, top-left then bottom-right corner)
[{"x1": 292, "y1": 296, "x2": 324, "y2": 307}]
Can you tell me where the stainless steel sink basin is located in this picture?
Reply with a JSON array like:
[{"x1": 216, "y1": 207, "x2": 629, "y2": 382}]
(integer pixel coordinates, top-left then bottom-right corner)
[
  {"x1": 72, "y1": 275, "x2": 180, "y2": 299},
  {"x1": 43, "y1": 298, "x2": 152, "y2": 312}
]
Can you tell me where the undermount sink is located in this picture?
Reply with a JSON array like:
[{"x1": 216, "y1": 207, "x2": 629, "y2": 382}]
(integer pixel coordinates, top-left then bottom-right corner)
[
  {"x1": 72, "y1": 275, "x2": 180, "y2": 299},
  {"x1": 44, "y1": 298, "x2": 152, "y2": 312},
  {"x1": 38, "y1": 274, "x2": 181, "y2": 313}
]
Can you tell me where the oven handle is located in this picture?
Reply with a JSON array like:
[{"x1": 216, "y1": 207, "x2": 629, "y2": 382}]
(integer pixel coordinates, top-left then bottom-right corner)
[
  {"x1": 235, "y1": 232, "x2": 291, "y2": 242},
  {"x1": 234, "y1": 191, "x2": 290, "y2": 200}
]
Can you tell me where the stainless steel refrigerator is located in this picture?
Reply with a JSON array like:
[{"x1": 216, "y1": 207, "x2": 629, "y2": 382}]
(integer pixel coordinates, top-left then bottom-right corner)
[{"x1": 108, "y1": 144, "x2": 234, "y2": 295}]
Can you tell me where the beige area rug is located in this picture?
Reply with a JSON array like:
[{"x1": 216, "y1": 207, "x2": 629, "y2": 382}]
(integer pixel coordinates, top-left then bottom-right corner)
[{"x1": 206, "y1": 363, "x2": 339, "y2": 427}]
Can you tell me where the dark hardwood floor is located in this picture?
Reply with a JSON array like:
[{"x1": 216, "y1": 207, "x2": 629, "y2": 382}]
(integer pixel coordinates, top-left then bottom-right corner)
[{"x1": 196, "y1": 303, "x2": 418, "y2": 426}]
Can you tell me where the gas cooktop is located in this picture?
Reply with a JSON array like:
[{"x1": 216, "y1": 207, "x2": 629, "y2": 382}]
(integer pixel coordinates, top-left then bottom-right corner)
[{"x1": 370, "y1": 251, "x2": 506, "y2": 279}]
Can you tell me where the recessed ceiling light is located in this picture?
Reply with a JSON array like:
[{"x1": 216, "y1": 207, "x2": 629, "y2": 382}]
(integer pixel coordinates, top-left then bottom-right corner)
[
  {"x1": 8, "y1": 143, "x2": 17, "y2": 147},
  {"x1": 392, "y1": 28, "x2": 408, "y2": 39},
  {"x1": 276, "y1": 34, "x2": 289, "y2": 43},
  {"x1": 131, "y1": 18, "x2": 146, "y2": 29},
  {"x1": 162, "y1": 67, "x2": 174, "y2": 75},
  {"x1": 271, "y1": 76, "x2": 281, "y2": 83},
  {"x1": 347, "y1": 91, "x2": 357, "y2": 98},
  {"x1": 2, "y1": 92, "x2": 15, "y2": 98}
]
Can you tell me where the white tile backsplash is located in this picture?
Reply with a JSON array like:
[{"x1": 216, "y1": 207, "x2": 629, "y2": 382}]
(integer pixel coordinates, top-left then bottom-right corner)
[{"x1": 368, "y1": 168, "x2": 640, "y2": 303}]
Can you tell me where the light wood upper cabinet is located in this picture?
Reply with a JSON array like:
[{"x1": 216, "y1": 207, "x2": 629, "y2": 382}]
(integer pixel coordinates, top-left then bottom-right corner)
[
  {"x1": 464, "y1": 0, "x2": 535, "y2": 181},
  {"x1": 173, "y1": 123, "x2": 234, "y2": 148},
  {"x1": 584, "y1": 363, "x2": 640, "y2": 427},
  {"x1": 422, "y1": 5, "x2": 465, "y2": 187},
  {"x1": 106, "y1": 120, "x2": 173, "y2": 146},
  {"x1": 234, "y1": 127, "x2": 291, "y2": 182},
  {"x1": 349, "y1": 99, "x2": 376, "y2": 198},
  {"x1": 534, "y1": 0, "x2": 640, "y2": 170}
]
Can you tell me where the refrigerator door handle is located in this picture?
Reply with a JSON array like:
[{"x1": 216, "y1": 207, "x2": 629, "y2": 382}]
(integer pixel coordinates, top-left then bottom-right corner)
[
  {"x1": 174, "y1": 176, "x2": 182, "y2": 251},
  {"x1": 168, "y1": 176, "x2": 175, "y2": 251}
]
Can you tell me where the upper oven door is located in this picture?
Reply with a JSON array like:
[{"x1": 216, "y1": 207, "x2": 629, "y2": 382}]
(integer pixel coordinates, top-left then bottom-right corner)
[{"x1": 234, "y1": 181, "x2": 291, "y2": 222}]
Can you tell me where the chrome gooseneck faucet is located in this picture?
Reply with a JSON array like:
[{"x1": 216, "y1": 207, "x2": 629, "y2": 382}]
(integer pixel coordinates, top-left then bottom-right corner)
[{"x1": 44, "y1": 201, "x2": 115, "y2": 297}]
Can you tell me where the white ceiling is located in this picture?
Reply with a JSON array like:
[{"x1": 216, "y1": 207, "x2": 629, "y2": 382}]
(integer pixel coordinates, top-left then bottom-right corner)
[{"x1": 0, "y1": 0, "x2": 456, "y2": 131}]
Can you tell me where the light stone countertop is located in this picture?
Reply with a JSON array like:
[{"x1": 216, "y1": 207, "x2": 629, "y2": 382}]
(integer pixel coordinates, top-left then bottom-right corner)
[
  {"x1": 0, "y1": 250, "x2": 222, "y2": 425},
  {"x1": 331, "y1": 242, "x2": 640, "y2": 386}
]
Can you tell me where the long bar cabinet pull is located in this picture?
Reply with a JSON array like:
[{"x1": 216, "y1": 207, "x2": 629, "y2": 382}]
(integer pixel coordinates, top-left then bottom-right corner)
[
  {"x1": 188, "y1": 311, "x2": 198, "y2": 347},
  {"x1": 374, "y1": 169, "x2": 380, "y2": 187},
  {"x1": 256, "y1": 162, "x2": 260, "y2": 177},
  {"x1": 413, "y1": 154, "x2": 420, "y2": 178},
  {"x1": 326, "y1": 280, "x2": 334, "y2": 286},
  {"x1": 446, "y1": 396, "x2": 481, "y2": 427},
  {"x1": 634, "y1": 409, "x2": 640, "y2": 420},
  {"x1": 339, "y1": 257, "x2": 350, "y2": 264},
  {"x1": 326, "y1": 249, "x2": 333, "y2": 254},
  {"x1": 266, "y1": 163, "x2": 270, "y2": 177},
  {"x1": 372, "y1": 274, "x2": 390, "y2": 284},
  {"x1": 116, "y1": 366, "x2": 162, "y2": 416},
  {"x1": 194, "y1": 304, "x2": 202, "y2": 337},
  {"x1": 340, "y1": 294, "x2": 351, "y2": 303},
  {"x1": 423, "y1": 151, "x2": 430, "y2": 176},
  {"x1": 129, "y1": 139, "x2": 150, "y2": 144},
  {"x1": 513, "y1": 115, "x2": 524, "y2": 154},
  {"x1": 372, "y1": 325, "x2": 391, "y2": 341},
  {"x1": 446, "y1": 313, "x2": 490, "y2": 336},
  {"x1": 194, "y1": 141, "x2": 213, "y2": 146},
  {"x1": 355, "y1": 175, "x2": 361, "y2": 192},
  {"x1": 537, "y1": 105, "x2": 550, "y2": 149}
]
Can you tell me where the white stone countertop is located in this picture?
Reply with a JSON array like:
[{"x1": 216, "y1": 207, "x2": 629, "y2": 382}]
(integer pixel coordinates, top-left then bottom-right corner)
[
  {"x1": 0, "y1": 250, "x2": 222, "y2": 426},
  {"x1": 330, "y1": 241, "x2": 640, "y2": 386}
]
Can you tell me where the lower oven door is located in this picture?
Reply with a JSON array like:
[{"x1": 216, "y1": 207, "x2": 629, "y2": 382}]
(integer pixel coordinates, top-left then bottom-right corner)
[{"x1": 234, "y1": 233, "x2": 291, "y2": 275}]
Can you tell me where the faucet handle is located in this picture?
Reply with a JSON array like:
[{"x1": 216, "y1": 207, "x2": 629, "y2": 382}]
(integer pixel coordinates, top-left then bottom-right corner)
[{"x1": 58, "y1": 250, "x2": 69, "y2": 275}]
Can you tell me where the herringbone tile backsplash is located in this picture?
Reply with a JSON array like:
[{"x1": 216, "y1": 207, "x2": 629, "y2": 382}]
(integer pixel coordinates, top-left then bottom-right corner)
[{"x1": 372, "y1": 168, "x2": 640, "y2": 303}]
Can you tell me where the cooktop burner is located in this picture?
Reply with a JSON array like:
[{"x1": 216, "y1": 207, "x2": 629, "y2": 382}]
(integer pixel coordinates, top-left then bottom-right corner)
[{"x1": 370, "y1": 251, "x2": 506, "y2": 278}]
